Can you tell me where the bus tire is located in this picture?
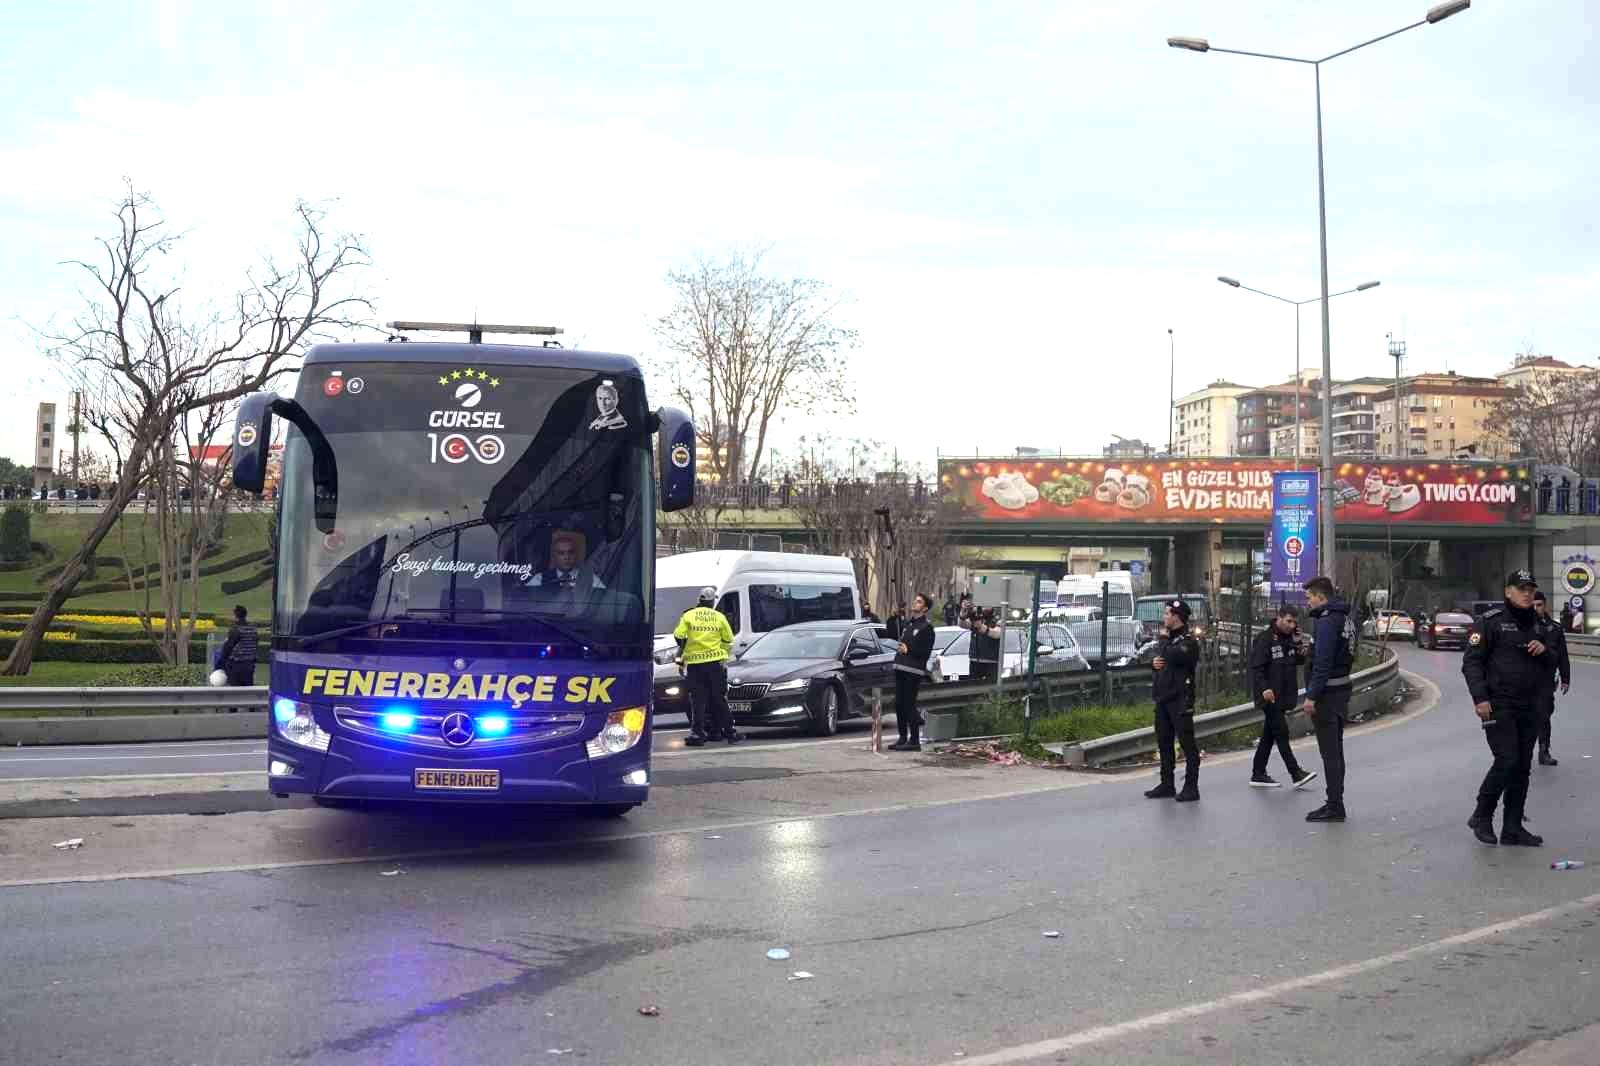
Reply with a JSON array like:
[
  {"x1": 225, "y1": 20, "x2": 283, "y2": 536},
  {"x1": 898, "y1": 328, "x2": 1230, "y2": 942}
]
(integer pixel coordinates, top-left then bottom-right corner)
[{"x1": 812, "y1": 683, "x2": 842, "y2": 737}]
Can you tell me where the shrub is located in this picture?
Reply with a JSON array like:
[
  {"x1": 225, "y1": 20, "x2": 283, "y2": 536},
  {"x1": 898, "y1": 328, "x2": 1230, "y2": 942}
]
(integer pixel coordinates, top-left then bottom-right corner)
[
  {"x1": 0, "y1": 506, "x2": 30, "y2": 563},
  {"x1": 221, "y1": 567, "x2": 273, "y2": 595},
  {"x1": 89, "y1": 663, "x2": 206, "y2": 687}
]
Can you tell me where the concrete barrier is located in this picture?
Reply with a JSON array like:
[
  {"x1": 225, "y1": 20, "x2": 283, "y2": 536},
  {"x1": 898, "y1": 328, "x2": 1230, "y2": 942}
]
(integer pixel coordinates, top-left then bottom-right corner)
[{"x1": 0, "y1": 712, "x2": 267, "y2": 746}]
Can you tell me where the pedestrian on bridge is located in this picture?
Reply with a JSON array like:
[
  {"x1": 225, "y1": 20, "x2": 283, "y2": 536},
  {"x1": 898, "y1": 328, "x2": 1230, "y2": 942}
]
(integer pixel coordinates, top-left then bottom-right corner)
[
  {"x1": 1246, "y1": 606, "x2": 1318, "y2": 791},
  {"x1": 1145, "y1": 599, "x2": 1200, "y2": 802},
  {"x1": 674, "y1": 587, "x2": 741, "y2": 747},
  {"x1": 1462, "y1": 570, "x2": 1547, "y2": 846},
  {"x1": 1532, "y1": 590, "x2": 1571, "y2": 767},
  {"x1": 1302, "y1": 577, "x2": 1356, "y2": 823}
]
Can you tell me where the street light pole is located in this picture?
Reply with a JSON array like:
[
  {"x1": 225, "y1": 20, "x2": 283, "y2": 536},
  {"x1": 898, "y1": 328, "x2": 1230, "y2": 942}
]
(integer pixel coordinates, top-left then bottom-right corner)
[
  {"x1": 1216, "y1": 277, "x2": 1379, "y2": 464},
  {"x1": 1167, "y1": 328, "x2": 1175, "y2": 455},
  {"x1": 1177, "y1": 0, "x2": 1471, "y2": 579}
]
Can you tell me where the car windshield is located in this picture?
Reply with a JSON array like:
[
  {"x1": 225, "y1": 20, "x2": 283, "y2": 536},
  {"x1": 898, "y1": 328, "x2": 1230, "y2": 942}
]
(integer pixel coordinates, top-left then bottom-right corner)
[
  {"x1": 654, "y1": 586, "x2": 706, "y2": 631},
  {"x1": 274, "y1": 361, "x2": 653, "y2": 648},
  {"x1": 932, "y1": 627, "x2": 966, "y2": 652},
  {"x1": 1436, "y1": 613, "x2": 1473, "y2": 625},
  {"x1": 741, "y1": 629, "x2": 846, "y2": 660},
  {"x1": 1135, "y1": 596, "x2": 1202, "y2": 622}
]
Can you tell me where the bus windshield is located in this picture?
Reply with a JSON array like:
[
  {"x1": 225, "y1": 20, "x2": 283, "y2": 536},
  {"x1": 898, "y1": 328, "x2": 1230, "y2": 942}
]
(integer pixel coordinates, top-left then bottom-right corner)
[
  {"x1": 275, "y1": 362, "x2": 653, "y2": 648},
  {"x1": 1069, "y1": 592, "x2": 1133, "y2": 617}
]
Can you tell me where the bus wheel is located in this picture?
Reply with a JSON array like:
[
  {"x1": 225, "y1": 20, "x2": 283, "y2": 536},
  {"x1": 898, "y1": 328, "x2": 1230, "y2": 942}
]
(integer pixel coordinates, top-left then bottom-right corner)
[{"x1": 591, "y1": 804, "x2": 636, "y2": 818}]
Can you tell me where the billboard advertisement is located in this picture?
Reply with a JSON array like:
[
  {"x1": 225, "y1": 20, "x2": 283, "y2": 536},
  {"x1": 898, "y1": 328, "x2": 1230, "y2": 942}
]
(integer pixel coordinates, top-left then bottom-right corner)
[
  {"x1": 938, "y1": 458, "x2": 1531, "y2": 526},
  {"x1": 1269, "y1": 471, "x2": 1318, "y2": 602}
]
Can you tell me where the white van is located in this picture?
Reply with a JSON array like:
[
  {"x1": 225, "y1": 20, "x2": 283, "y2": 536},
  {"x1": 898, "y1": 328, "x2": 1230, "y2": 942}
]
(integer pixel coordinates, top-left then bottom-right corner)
[
  {"x1": 652, "y1": 551, "x2": 861, "y2": 661},
  {"x1": 1056, "y1": 571, "x2": 1135, "y2": 619}
]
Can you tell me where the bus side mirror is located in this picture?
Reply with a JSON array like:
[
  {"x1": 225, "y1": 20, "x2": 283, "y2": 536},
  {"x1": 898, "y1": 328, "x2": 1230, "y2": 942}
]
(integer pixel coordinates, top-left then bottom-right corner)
[
  {"x1": 656, "y1": 406, "x2": 695, "y2": 513},
  {"x1": 231, "y1": 393, "x2": 275, "y2": 494}
]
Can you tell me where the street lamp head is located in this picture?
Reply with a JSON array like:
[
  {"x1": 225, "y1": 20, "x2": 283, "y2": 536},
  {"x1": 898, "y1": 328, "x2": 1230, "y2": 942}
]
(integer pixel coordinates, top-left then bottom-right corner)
[
  {"x1": 1356, "y1": 280, "x2": 1381, "y2": 291},
  {"x1": 1217, "y1": 276, "x2": 1242, "y2": 287},
  {"x1": 1167, "y1": 36, "x2": 1210, "y2": 52},
  {"x1": 1426, "y1": 0, "x2": 1470, "y2": 24}
]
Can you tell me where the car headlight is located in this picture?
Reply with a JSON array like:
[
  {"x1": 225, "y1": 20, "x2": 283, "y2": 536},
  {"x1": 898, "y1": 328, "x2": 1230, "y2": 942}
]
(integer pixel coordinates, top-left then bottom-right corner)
[
  {"x1": 653, "y1": 647, "x2": 679, "y2": 665},
  {"x1": 1108, "y1": 656, "x2": 1132, "y2": 668},
  {"x1": 272, "y1": 697, "x2": 331, "y2": 752},
  {"x1": 768, "y1": 678, "x2": 808, "y2": 693},
  {"x1": 586, "y1": 706, "x2": 648, "y2": 759}
]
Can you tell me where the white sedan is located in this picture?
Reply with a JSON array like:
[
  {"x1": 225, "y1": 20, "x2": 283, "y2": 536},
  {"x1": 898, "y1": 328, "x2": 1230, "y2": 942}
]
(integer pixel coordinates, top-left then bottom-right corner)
[{"x1": 1362, "y1": 610, "x2": 1416, "y2": 641}]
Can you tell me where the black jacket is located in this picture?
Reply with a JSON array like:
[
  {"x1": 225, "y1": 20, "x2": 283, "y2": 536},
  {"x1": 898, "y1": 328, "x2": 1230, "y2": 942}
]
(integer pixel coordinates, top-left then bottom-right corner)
[
  {"x1": 220, "y1": 621, "x2": 258, "y2": 668},
  {"x1": 1151, "y1": 628, "x2": 1199, "y2": 709},
  {"x1": 894, "y1": 615, "x2": 937, "y2": 677},
  {"x1": 1462, "y1": 600, "x2": 1548, "y2": 707},
  {"x1": 1248, "y1": 626, "x2": 1305, "y2": 707},
  {"x1": 1537, "y1": 614, "x2": 1571, "y2": 689},
  {"x1": 1305, "y1": 598, "x2": 1355, "y2": 700},
  {"x1": 886, "y1": 614, "x2": 904, "y2": 640}
]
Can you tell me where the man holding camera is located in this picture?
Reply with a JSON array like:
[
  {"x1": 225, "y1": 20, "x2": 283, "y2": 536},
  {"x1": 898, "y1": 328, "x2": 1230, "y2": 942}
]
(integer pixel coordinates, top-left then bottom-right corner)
[
  {"x1": 963, "y1": 602, "x2": 1003, "y2": 683},
  {"x1": 1246, "y1": 605, "x2": 1318, "y2": 790}
]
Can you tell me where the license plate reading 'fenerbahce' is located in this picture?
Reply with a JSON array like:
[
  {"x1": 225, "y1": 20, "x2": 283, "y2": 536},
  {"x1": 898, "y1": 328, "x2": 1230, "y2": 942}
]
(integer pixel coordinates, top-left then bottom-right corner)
[{"x1": 414, "y1": 769, "x2": 501, "y2": 791}]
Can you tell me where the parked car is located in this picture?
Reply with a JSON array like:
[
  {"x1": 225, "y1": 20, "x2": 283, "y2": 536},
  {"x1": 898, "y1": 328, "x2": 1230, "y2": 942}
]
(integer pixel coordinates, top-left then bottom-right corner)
[
  {"x1": 720, "y1": 620, "x2": 896, "y2": 736},
  {"x1": 1362, "y1": 609, "x2": 1416, "y2": 641},
  {"x1": 1036, "y1": 623, "x2": 1092, "y2": 672},
  {"x1": 1133, "y1": 594, "x2": 1212, "y2": 643},
  {"x1": 1068, "y1": 619, "x2": 1149, "y2": 668},
  {"x1": 1419, "y1": 610, "x2": 1474, "y2": 650},
  {"x1": 931, "y1": 626, "x2": 1086, "y2": 683}
]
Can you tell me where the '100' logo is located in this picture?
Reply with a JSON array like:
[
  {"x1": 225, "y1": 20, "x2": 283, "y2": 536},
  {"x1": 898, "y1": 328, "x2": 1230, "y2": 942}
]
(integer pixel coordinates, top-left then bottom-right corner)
[{"x1": 428, "y1": 433, "x2": 504, "y2": 464}]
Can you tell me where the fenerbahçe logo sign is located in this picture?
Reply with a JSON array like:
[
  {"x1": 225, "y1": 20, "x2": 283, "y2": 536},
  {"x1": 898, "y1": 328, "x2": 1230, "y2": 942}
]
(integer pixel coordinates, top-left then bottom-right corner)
[{"x1": 1560, "y1": 554, "x2": 1597, "y2": 596}]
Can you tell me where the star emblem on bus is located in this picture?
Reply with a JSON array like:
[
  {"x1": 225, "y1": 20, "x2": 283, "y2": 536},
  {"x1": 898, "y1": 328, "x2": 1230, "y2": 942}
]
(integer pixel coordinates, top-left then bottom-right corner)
[{"x1": 438, "y1": 368, "x2": 500, "y2": 389}]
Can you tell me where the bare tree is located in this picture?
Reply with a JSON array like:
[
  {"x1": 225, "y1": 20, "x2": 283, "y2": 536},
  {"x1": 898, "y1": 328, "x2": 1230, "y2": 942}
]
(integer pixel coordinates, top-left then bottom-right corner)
[
  {"x1": 3, "y1": 187, "x2": 369, "y2": 675},
  {"x1": 655, "y1": 249, "x2": 856, "y2": 486},
  {"x1": 1490, "y1": 354, "x2": 1600, "y2": 469}
]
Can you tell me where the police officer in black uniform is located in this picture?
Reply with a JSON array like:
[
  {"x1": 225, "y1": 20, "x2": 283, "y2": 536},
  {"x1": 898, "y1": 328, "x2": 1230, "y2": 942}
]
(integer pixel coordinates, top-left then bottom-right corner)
[
  {"x1": 1462, "y1": 570, "x2": 1549, "y2": 846},
  {"x1": 1532, "y1": 590, "x2": 1572, "y2": 766},
  {"x1": 1145, "y1": 599, "x2": 1201, "y2": 802}
]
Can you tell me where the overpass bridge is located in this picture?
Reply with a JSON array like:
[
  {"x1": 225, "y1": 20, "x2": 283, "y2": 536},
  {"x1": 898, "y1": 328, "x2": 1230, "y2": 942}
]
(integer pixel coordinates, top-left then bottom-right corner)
[{"x1": 666, "y1": 457, "x2": 1600, "y2": 612}]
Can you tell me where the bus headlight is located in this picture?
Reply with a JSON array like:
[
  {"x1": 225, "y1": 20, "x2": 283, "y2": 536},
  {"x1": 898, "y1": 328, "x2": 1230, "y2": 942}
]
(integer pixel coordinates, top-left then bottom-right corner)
[
  {"x1": 273, "y1": 697, "x2": 331, "y2": 753},
  {"x1": 586, "y1": 707, "x2": 648, "y2": 758}
]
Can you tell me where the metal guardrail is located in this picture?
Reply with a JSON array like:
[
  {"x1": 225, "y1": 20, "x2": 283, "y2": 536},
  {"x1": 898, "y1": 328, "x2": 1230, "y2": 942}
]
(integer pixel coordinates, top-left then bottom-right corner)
[
  {"x1": 0, "y1": 685, "x2": 267, "y2": 714},
  {"x1": 1567, "y1": 633, "x2": 1600, "y2": 661},
  {"x1": 908, "y1": 666, "x2": 1152, "y2": 720},
  {"x1": 1054, "y1": 650, "x2": 1402, "y2": 768}
]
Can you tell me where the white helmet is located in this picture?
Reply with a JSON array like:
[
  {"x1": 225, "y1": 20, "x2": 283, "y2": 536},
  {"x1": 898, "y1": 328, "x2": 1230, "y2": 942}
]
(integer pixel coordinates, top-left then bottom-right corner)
[{"x1": 698, "y1": 586, "x2": 717, "y2": 604}]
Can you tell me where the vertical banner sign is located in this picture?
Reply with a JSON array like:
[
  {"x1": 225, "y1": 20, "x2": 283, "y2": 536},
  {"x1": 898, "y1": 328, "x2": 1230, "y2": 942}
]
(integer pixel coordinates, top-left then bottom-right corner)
[{"x1": 1270, "y1": 471, "x2": 1319, "y2": 604}]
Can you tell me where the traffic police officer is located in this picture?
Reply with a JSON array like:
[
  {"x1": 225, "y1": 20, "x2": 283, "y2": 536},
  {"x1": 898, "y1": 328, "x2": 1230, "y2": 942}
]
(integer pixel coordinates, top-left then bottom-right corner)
[
  {"x1": 673, "y1": 586, "x2": 742, "y2": 746},
  {"x1": 1462, "y1": 570, "x2": 1548, "y2": 846},
  {"x1": 1145, "y1": 599, "x2": 1201, "y2": 802},
  {"x1": 1532, "y1": 590, "x2": 1571, "y2": 766}
]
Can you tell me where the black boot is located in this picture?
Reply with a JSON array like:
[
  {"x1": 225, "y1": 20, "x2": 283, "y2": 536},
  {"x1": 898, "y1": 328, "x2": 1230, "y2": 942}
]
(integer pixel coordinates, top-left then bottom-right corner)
[
  {"x1": 1174, "y1": 783, "x2": 1200, "y2": 803},
  {"x1": 684, "y1": 733, "x2": 708, "y2": 747},
  {"x1": 1468, "y1": 813, "x2": 1498, "y2": 845},
  {"x1": 1144, "y1": 782, "x2": 1176, "y2": 799},
  {"x1": 1306, "y1": 803, "x2": 1346, "y2": 822},
  {"x1": 1500, "y1": 824, "x2": 1544, "y2": 847},
  {"x1": 1538, "y1": 748, "x2": 1558, "y2": 766}
]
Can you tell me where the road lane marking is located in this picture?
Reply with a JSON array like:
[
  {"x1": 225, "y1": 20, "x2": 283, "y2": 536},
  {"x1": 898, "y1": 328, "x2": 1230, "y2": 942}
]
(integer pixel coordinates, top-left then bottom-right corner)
[
  {"x1": 942, "y1": 889, "x2": 1600, "y2": 1066},
  {"x1": 0, "y1": 771, "x2": 263, "y2": 784}
]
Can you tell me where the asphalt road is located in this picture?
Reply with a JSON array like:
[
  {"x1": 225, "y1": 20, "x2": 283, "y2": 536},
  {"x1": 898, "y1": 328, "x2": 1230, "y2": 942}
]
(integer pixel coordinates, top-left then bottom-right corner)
[{"x1": 1, "y1": 644, "x2": 1596, "y2": 1065}]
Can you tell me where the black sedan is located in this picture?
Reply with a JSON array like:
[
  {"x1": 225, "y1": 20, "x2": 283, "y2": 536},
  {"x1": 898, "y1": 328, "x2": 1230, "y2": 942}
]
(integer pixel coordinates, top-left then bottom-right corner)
[
  {"x1": 721, "y1": 621, "x2": 897, "y2": 736},
  {"x1": 1419, "y1": 610, "x2": 1474, "y2": 650}
]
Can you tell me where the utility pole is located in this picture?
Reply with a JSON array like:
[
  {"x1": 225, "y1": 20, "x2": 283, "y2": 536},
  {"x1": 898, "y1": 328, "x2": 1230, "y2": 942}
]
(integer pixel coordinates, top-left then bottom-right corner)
[
  {"x1": 70, "y1": 389, "x2": 82, "y2": 488},
  {"x1": 1167, "y1": 329, "x2": 1175, "y2": 454},
  {"x1": 1388, "y1": 335, "x2": 1407, "y2": 460}
]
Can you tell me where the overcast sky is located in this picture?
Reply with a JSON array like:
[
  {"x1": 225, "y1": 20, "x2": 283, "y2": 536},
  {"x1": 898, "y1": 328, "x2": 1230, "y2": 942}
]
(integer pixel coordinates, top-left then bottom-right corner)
[{"x1": 2, "y1": 1, "x2": 1594, "y2": 476}]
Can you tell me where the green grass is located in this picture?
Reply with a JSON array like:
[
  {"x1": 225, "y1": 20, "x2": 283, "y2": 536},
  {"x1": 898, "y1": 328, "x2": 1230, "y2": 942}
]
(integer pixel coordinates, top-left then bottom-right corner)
[
  {"x1": 0, "y1": 510, "x2": 273, "y2": 618},
  {"x1": 0, "y1": 660, "x2": 267, "y2": 689}
]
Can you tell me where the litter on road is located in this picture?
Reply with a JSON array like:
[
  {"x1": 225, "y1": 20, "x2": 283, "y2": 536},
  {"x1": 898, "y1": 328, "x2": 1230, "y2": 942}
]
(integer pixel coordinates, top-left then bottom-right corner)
[
  {"x1": 1042, "y1": 931, "x2": 1061, "y2": 938},
  {"x1": 788, "y1": 972, "x2": 814, "y2": 981},
  {"x1": 1551, "y1": 860, "x2": 1586, "y2": 871},
  {"x1": 766, "y1": 948, "x2": 791, "y2": 961},
  {"x1": 379, "y1": 870, "x2": 403, "y2": 877},
  {"x1": 52, "y1": 838, "x2": 83, "y2": 850},
  {"x1": 638, "y1": 1005, "x2": 660, "y2": 1017}
]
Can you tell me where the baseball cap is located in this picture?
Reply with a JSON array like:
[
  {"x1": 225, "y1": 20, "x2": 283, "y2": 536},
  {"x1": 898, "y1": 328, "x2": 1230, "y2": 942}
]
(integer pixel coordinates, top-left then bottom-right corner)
[
  {"x1": 698, "y1": 585, "x2": 717, "y2": 602},
  {"x1": 1504, "y1": 569, "x2": 1538, "y2": 589},
  {"x1": 1166, "y1": 599, "x2": 1192, "y2": 622},
  {"x1": 1533, "y1": 590, "x2": 1548, "y2": 603}
]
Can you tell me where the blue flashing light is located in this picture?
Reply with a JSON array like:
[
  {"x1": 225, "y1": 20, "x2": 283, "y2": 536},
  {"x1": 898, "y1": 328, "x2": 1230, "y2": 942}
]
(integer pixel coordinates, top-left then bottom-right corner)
[
  {"x1": 380, "y1": 712, "x2": 417, "y2": 732},
  {"x1": 272, "y1": 697, "x2": 299, "y2": 724},
  {"x1": 477, "y1": 715, "x2": 510, "y2": 736}
]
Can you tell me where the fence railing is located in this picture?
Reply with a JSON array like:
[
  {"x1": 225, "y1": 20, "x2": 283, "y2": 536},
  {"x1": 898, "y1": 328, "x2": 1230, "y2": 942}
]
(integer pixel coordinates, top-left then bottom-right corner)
[{"x1": 0, "y1": 685, "x2": 267, "y2": 715}]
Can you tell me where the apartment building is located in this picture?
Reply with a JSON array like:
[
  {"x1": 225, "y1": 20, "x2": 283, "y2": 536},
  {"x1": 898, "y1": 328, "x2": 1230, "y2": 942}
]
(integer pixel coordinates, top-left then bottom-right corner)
[
  {"x1": 1235, "y1": 380, "x2": 1319, "y2": 456},
  {"x1": 1269, "y1": 420, "x2": 1322, "y2": 459},
  {"x1": 1374, "y1": 371, "x2": 1512, "y2": 459},
  {"x1": 1326, "y1": 377, "x2": 1390, "y2": 458},
  {"x1": 1173, "y1": 381, "x2": 1252, "y2": 458}
]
